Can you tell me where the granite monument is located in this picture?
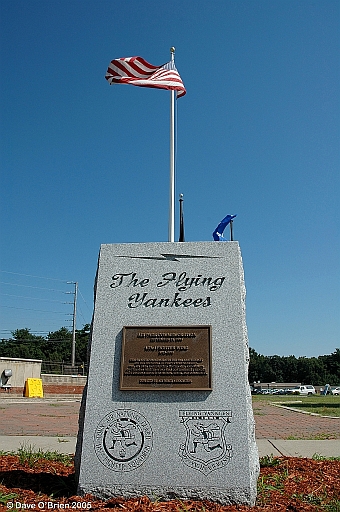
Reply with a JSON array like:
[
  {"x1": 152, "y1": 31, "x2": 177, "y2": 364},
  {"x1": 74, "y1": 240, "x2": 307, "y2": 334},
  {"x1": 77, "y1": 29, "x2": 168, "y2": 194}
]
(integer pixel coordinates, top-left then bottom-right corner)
[{"x1": 75, "y1": 241, "x2": 259, "y2": 505}]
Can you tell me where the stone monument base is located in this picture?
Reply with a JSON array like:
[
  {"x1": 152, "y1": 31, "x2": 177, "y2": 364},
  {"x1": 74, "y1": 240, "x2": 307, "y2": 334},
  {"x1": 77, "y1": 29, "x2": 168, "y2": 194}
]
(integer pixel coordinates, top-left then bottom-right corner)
[{"x1": 75, "y1": 242, "x2": 259, "y2": 506}]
